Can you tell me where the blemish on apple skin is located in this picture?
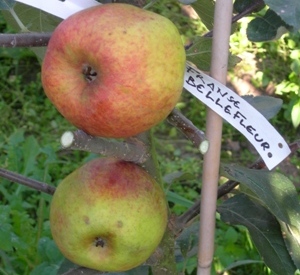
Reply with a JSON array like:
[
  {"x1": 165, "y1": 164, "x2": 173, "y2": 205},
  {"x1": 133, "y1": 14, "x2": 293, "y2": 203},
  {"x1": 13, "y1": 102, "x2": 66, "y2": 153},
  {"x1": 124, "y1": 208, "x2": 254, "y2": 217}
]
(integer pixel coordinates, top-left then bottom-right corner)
[
  {"x1": 83, "y1": 215, "x2": 90, "y2": 225},
  {"x1": 117, "y1": 220, "x2": 123, "y2": 228}
]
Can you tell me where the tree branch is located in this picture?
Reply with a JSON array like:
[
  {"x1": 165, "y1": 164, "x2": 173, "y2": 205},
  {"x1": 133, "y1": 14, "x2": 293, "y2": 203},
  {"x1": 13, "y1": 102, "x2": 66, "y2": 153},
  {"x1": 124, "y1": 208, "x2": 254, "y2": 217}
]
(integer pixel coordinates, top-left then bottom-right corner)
[
  {"x1": 167, "y1": 108, "x2": 209, "y2": 154},
  {"x1": 0, "y1": 168, "x2": 55, "y2": 195},
  {"x1": 60, "y1": 129, "x2": 150, "y2": 164},
  {"x1": 0, "y1": 32, "x2": 51, "y2": 47}
]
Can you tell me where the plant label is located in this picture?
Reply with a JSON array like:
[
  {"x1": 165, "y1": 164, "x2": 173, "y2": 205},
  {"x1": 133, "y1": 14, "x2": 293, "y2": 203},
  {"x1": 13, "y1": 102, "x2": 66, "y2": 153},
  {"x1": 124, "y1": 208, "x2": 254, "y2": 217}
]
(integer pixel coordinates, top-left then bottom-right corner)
[
  {"x1": 15, "y1": 0, "x2": 100, "y2": 19},
  {"x1": 184, "y1": 63, "x2": 291, "y2": 170}
]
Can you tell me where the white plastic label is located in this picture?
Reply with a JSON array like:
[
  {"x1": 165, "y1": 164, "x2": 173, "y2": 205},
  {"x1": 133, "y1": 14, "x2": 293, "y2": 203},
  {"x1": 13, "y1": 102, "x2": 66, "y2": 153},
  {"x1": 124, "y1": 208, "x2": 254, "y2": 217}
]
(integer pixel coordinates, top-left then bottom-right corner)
[
  {"x1": 184, "y1": 64, "x2": 291, "y2": 170},
  {"x1": 15, "y1": 0, "x2": 100, "y2": 19}
]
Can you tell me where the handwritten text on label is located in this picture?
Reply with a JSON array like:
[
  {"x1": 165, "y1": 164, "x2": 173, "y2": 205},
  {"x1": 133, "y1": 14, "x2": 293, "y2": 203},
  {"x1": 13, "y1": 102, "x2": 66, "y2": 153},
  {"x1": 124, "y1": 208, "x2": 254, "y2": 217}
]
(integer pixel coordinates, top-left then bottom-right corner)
[{"x1": 184, "y1": 64, "x2": 291, "y2": 170}]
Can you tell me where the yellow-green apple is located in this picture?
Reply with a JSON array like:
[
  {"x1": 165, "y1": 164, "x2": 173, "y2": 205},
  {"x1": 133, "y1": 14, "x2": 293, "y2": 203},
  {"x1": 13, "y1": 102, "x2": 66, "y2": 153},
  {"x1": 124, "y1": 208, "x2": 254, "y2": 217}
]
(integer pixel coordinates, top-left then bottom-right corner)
[
  {"x1": 50, "y1": 157, "x2": 168, "y2": 272},
  {"x1": 41, "y1": 3, "x2": 186, "y2": 138}
]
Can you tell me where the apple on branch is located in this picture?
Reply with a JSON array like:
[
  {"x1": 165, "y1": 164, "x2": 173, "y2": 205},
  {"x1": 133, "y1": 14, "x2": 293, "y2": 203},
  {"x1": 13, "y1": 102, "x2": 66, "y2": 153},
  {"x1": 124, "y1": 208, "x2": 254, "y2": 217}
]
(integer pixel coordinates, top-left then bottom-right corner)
[
  {"x1": 42, "y1": 3, "x2": 186, "y2": 138},
  {"x1": 50, "y1": 157, "x2": 168, "y2": 272}
]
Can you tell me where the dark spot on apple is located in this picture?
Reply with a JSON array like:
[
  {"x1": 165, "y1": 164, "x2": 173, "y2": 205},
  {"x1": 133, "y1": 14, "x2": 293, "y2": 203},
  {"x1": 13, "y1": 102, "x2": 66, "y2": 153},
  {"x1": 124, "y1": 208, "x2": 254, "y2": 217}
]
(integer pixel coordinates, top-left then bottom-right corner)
[
  {"x1": 123, "y1": 30, "x2": 127, "y2": 34},
  {"x1": 82, "y1": 65, "x2": 97, "y2": 82},
  {"x1": 95, "y1": 237, "x2": 105, "y2": 248},
  {"x1": 83, "y1": 215, "x2": 90, "y2": 225},
  {"x1": 117, "y1": 220, "x2": 123, "y2": 228}
]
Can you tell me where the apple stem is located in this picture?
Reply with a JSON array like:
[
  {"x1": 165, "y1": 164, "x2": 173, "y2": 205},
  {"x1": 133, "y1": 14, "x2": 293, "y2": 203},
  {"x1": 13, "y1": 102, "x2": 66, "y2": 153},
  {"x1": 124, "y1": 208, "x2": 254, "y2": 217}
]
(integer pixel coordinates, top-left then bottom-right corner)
[
  {"x1": 60, "y1": 130, "x2": 150, "y2": 164},
  {"x1": 167, "y1": 108, "x2": 209, "y2": 154}
]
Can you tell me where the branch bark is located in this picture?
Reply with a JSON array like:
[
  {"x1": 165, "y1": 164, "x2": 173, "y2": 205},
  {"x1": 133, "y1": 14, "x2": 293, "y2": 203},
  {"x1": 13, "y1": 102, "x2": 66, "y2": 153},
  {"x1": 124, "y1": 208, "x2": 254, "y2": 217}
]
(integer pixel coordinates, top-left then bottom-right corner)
[
  {"x1": 0, "y1": 168, "x2": 55, "y2": 195},
  {"x1": 60, "y1": 130, "x2": 150, "y2": 164},
  {"x1": 167, "y1": 108, "x2": 209, "y2": 154},
  {"x1": 0, "y1": 32, "x2": 51, "y2": 47}
]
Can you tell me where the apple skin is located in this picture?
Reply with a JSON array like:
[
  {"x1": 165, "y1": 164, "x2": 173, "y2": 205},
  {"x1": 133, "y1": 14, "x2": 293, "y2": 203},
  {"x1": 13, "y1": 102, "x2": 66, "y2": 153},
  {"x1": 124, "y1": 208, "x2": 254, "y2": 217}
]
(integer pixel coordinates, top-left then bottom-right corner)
[
  {"x1": 50, "y1": 157, "x2": 168, "y2": 272},
  {"x1": 42, "y1": 3, "x2": 186, "y2": 138}
]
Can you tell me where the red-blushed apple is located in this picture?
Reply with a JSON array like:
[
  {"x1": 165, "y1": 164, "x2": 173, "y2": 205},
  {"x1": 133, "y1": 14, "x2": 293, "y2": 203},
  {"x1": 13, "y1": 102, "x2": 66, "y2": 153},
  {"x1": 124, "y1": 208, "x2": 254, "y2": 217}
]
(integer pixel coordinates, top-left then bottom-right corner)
[
  {"x1": 41, "y1": 3, "x2": 186, "y2": 138},
  {"x1": 50, "y1": 157, "x2": 168, "y2": 272}
]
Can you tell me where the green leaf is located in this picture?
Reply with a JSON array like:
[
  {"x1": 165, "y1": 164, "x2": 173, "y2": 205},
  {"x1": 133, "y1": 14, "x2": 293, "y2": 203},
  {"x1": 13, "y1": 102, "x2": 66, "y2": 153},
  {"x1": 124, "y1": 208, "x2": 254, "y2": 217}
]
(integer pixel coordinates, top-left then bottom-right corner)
[
  {"x1": 242, "y1": 95, "x2": 282, "y2": 120},
  {"x1": 163, "y1": 171, "x2": 194, "y2": 184},
  {"x1": 166, "y1": 190, "x2": 194, "y2": 208},
  {"x1": 6, "y1": 129, "x2": 25, "y2": 172},
  {"x1": 191, "y1": 0, "x2": 215, "y2": 31},
  {"x1": 264, "y1": 0, "x2": 300, "y2": 31},
  {"x1": 30, "y1": 262, "x2": 61, "y2": 275},
  {"x1": 37, "y1": 237, "x2": 62, "y2": 263},
  {"x1": 2, "y1": 2, "x2": 61, "y2": 32},
  {"x1": 247, "y1": 9, "x2": 289, "y2": 42},
  {"x1": 218, "y1": 194, "x2": 297, "y2": 275},
  {"x1": 22, "y1": 136, "x2": 41, "y2": 176},
  {"x1": 222, "y1": 164, "x2": 300, "y2": 269},
  {"x1": 176, "y1": 222, "x2": 198, "y2": 258},
  {"x1": 0, "y1": 205, "x2": 13, "y2": 251},
  {"x1": 57, "y1": 259, "x2": 150, "y2": 275},
  {"x1": 186, "y1": 37, "x2": 213, "y2": 71},
  {"x1": 0, "y1": 225, "x2": 13, "y2": 251},
  {"x1": 186, "y1": 37, "x2": 241, "y2": 71},
  {"x1": 291, "y1": 98, "x2": 300, "y2": 128},
  {"x1": 0, "y1": 0, "x2": 15, "y2": 10},
  {"x1": 233, "y1": 0, "x2": 265, "y2": 14}
]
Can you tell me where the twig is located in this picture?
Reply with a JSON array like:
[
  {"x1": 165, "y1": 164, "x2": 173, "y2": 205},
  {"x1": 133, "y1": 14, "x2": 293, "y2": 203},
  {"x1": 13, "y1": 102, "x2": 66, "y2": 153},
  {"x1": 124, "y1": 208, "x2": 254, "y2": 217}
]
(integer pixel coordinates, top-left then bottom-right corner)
[
  {"x1": 60, "y1": 129, "x2": 150, "y2": 164},
  {"x1": 0, "y1": 168, "x2": 55, "y2": 195},
  {"x1": 175, "y1": 140, "x2": 300, "y2": 231},
  {"x1": 167, "y1": 108, "x2": 209, "y2": 154},
  {"x1": 0, "y1": 32, "x2": 51, "y2": 47}
]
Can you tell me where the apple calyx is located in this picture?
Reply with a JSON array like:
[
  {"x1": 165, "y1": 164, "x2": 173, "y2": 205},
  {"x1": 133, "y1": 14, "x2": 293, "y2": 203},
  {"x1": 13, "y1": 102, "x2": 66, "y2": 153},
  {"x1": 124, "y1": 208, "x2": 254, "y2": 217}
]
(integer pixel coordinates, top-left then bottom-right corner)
[
  {"x1": 82, "y1": 64, "x2": 97, "y2": 82},
  {"x1": 94, "y1": 237, "x2": 106, "y2": 248}
]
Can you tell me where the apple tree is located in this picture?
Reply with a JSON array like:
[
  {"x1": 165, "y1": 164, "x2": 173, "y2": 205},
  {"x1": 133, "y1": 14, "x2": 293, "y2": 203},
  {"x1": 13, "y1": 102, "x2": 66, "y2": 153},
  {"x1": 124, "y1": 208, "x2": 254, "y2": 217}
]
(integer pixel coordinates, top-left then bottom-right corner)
[{"x1": 0, "y1": 0, "x2": 300, "y2": 274}]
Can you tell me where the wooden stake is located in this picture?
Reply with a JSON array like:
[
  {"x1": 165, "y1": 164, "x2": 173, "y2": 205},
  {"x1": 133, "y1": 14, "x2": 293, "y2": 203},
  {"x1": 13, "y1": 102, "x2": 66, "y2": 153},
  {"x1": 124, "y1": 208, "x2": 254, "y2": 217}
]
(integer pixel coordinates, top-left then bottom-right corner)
[{"x1": 197, "y1": 1, "x2": 233, "y2": 274}]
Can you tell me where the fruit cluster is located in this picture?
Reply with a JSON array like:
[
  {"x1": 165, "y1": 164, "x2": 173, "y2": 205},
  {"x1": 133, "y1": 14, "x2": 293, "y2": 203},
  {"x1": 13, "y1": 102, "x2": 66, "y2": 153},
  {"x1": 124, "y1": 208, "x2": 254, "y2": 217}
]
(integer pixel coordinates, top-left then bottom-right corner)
[{"x1": 42, "y1": 3, "x2": 185, "y2": 272}]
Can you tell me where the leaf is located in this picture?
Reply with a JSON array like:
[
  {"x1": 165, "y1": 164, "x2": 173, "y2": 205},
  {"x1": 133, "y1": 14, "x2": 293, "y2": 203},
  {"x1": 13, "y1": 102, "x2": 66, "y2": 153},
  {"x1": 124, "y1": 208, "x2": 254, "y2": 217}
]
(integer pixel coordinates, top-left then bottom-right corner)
[
  {"x1": 176, "y1": 222, "x2": 199, "y2": 258},
  {"x1": 57, "y1": 259, "x2": 150, "y2": 275},
  {"x1": 264, "y1": 0, "x2": 300, "y2": 31},
  {"x1": 233, "y1": 0, "x2": 265, "y2": 13},
  {"x1": 0, "y1": 0, "x2": 15, "y2": 10},
  {"x1": 247, "y1": 9, "x2": 289, "y2": 42},
  {"x1": 242, "y1": 95, "x2": 282, "y2": 120},
  {"x1": 178, "y1": 0, "x2": 197, "y2": 5},
  {"x1": 0, "y1": 226, "x2": 13, "y2": 251},
  {"x1": 222, "y1": 164, "x2": 300, "y2": 268},
  {"x1": 218, "y1": 194, "x2": 297, "y2": 275},
  {"x1": 22, "y1": 136, "x2": 41, "y2": 176},
  {"x1": 191, "y1": 0, "x2": 215, "y2": 31},
  {"x1": 37, "y1": 237, "x2": 63, "y2": 263},
  {"x1": 30, "y1": 262, "x2": 61, "y2": 275},
  {"x1": 291, "y1": 98, "x2": 300, "y2": 128},
  {"x1": 186, "y1": 37, "x2": 241, "y2": 71},
  {"x1": 163, "y1": 171, "x2": 194, "y2": 184},
  {"x1": 166, "y1": 190, "x2": 194, "y2": 208}
]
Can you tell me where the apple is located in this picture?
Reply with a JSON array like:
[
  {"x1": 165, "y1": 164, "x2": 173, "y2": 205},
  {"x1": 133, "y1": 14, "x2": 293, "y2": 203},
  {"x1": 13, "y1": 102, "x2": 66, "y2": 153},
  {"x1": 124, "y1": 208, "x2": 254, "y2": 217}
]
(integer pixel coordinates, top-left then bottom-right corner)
[
  {"x1": 50, "y1": 157, "x2": 168, "y2": 272},
  {"x1": 42, "y1": 3, "x2": 186, "y2": 138}
]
